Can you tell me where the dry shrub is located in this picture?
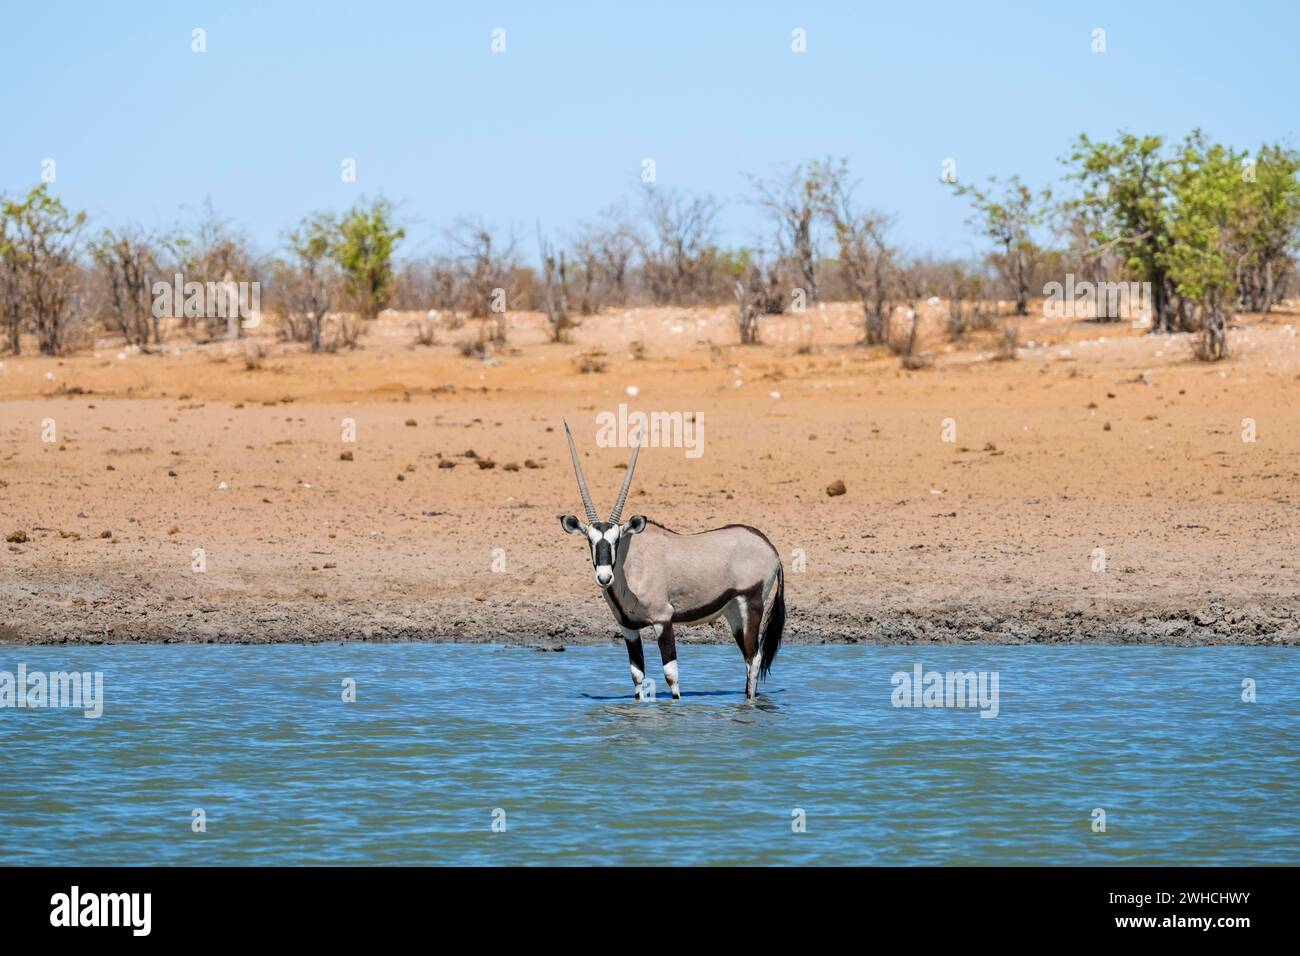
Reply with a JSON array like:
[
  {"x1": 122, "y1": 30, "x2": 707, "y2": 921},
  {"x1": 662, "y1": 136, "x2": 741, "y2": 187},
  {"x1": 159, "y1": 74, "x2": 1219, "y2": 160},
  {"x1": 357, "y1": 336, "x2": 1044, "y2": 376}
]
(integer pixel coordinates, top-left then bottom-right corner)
[
  {"x1": 901, "y1": 350, "x2": 934, "y2": 370},
  {"x1": 970, "y1": 299, "x2": 999, "y2": 332},
  {"x1": 411, "y1": 319, "x2": 437, "y2": 348},
  {"x1": 796, "y1": 320, "x2": 816, "y2": 355},
  {"x1": 993, "y1": 322, "x2": 1020, "y2": 360},
  {"x1": 575, "y1": 348, "x2": 608, "y2": 374},
  {"x1": 242, "y1": 341, "x2": 267, "y2": 370},
  {"x1": 885, "y1": 309, "x2": 918, "y2": 356},
  {"x1": 459, "y1": 326, "x2": 491, "y2": 359},
  {"x1": 331, "y1": 315, "x2": 364, "y2": 351}
]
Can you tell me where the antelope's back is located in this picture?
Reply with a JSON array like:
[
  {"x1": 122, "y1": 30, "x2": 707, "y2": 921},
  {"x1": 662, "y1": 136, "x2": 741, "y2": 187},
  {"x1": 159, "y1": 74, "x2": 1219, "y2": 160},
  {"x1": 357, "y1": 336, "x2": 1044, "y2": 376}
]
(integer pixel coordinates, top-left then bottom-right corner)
[{"x1": 625, "y1": 522, "x2": 778, "y2": 597}]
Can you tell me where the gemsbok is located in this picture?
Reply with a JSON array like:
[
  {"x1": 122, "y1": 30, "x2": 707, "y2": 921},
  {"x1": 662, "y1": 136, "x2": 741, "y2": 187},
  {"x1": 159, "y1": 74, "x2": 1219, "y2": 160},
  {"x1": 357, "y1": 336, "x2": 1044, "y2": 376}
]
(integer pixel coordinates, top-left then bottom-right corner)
[{"x1": 560, "y1": 419, "x2": 785, "y2": 700}]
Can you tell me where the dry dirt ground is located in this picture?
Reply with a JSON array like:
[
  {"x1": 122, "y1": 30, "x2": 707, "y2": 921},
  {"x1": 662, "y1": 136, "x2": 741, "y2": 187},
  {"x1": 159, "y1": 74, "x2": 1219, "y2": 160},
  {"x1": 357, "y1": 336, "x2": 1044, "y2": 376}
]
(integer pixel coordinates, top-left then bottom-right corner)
[{"x1": 1, "y1": 301, "x2": 1298, "y2": 647}]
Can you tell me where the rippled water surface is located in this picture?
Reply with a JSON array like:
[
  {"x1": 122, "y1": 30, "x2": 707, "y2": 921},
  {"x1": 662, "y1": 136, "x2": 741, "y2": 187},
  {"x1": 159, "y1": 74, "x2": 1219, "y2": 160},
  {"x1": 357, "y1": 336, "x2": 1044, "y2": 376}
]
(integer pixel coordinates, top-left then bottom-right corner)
[{"x1": 1, "y1": 643, "x2": 1296, "y2": 865}]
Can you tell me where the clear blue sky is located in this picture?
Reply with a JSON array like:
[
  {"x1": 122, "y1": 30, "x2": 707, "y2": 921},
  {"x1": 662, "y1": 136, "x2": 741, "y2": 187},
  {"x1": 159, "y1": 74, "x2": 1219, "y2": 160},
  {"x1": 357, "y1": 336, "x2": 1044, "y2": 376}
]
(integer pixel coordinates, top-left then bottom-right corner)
[{"x1": 2, "y1": 1, "x2": 1296, "y2": 262}]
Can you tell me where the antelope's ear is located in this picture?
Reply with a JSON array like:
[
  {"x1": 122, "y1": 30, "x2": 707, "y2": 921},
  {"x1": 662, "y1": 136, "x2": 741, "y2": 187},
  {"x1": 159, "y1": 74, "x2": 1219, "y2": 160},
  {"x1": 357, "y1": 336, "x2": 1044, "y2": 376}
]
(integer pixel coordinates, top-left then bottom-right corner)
[
  {"x1": 623, "y1": 515, "x2": 647, "y2": 535},
  {"x1": 560, "y1": 515, "x2": 584, "y2": 534}
]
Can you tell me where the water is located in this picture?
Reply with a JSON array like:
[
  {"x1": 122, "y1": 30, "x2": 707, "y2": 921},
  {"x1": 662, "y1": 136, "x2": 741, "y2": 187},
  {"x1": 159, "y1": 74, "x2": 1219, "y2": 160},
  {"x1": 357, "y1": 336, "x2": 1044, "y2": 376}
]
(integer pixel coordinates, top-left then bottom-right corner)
[{"x1": 0, "y1": 643, "x2": 1295, "y2": 865}]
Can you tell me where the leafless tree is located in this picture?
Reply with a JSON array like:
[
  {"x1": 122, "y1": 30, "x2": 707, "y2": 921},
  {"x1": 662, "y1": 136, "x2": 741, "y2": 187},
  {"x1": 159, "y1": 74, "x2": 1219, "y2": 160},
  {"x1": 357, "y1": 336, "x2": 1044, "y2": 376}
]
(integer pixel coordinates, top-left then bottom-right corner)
[
  {"x1": 590, "y1": 206, "x2": 639, "y2": 307},
  {"x1": 568, "y1": 227, "x2": 603, "y2": 316},
  {"x1": 0, "y1": 212, "x2": 23, "y2": 354},
  {"x1": 89, "y1": 227, "x2": 162, "y2": 348},
  {"x1": 929, "y1": 261, "x2": 995, "y2": 339},
  {"x1": 429, "y1": 259, "x2": 462, "y2": 325},
  {"x1": 638, "y1": 187, "x2": 721, "y2": 305},
  {"x1": 273, "y1": 213, "x2": 339, "y2": 352},
  {"x1": 167, "y1": 199, "x2": 261, "y2": 341},
  {"x1": 748, "y1": 159, "x2": 841, "y2": 305},
  {"x1": 389, "y1": 258, "x2": 433, "y2": 311},
  {"x1": 446, "y1": 218, "x2": 517, "y2": 341},
  {"x1": 570, "y1": 207, "x2": 639, "y2": 315},
  {"x1": 537, "y1": 223, "x2": 575, "y2": 342},
  {"x1": 891, "y1": 257, "x2": 929, "y2": 360},
  {"x1": 733, "y1": 279, "x2": 757, "y2": 345},
  {"x1": 825, "y1": 177, "x2": 897, "y2": 345}
]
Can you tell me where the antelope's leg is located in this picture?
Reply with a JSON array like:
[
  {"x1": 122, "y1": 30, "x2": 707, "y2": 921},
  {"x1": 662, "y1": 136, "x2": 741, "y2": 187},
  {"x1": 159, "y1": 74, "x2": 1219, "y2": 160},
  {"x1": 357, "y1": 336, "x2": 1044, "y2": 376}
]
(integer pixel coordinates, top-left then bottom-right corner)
[
  {"x1": 722, "y1": 599, "x2": 745, "y2": 654},
  {"x1": 621, "y1": 626, "x2": 646, "y2": 700},
  {"x1": 722, "y1": 599, "x2": 752, "y2": 698},
  {"x1": 741, "y1": 596, "x2": 762, "y2": 699},
  {"x1": 654, "y1": 622, "x2": 680, "y2": 699}
]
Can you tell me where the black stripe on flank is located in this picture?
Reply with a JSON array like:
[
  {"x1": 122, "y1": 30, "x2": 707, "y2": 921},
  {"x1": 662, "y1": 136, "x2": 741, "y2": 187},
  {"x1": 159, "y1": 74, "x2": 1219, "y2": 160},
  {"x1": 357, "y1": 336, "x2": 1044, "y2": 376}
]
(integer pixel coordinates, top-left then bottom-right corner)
[{"x1": 674, "y1": 585, "x2": 757, "y2": 625}]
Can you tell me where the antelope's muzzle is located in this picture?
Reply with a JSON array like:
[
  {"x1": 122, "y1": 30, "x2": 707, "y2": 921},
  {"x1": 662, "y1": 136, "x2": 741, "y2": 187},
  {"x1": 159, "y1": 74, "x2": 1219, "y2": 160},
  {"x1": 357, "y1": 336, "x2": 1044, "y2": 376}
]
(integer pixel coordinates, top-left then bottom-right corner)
[{"x1": 594, "y1": 539, "x2": 613, "y2": 588}]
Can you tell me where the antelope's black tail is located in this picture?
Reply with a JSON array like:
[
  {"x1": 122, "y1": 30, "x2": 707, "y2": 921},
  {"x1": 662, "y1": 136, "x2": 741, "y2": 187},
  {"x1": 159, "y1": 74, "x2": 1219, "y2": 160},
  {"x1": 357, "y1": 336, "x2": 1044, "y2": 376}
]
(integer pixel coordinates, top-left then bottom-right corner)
[{"x1": 759, "y1": 564, "x2": 785, "y2": 680}]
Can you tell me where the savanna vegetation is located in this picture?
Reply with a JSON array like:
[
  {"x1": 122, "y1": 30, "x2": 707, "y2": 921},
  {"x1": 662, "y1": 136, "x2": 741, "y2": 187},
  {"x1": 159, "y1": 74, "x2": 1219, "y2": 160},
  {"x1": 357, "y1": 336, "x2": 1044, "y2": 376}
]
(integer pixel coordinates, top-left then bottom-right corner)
[{"x1": 1, "y1": 131, "x2": 1296, "y2": 363}]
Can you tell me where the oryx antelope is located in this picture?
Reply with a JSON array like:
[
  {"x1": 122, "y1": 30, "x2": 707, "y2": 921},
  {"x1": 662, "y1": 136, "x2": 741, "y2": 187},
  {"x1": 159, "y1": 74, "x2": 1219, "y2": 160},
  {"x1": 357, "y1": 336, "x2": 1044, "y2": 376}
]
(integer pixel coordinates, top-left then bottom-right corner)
[{"x1": 560, "y1": 419, "x2": 785, "y2": 700}]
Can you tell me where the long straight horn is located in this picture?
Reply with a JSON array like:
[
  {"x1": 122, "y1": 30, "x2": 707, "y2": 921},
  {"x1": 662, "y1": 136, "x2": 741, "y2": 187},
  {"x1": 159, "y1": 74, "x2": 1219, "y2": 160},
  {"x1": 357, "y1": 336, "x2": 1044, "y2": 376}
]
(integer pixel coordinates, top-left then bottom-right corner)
[
  {"x1": 608, "y1": 426, "x2": 643, "y2": 524},
  {"x1": 562, "y1": 418, "x2": 600, "y2": 524}
]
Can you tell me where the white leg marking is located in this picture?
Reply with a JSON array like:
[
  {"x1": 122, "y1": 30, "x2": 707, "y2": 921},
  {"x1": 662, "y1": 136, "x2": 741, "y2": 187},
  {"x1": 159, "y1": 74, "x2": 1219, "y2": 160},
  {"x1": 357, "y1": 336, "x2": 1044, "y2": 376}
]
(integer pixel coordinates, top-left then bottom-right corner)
[
  {"x1": 652, "y1": 623, "x2": 680, "y2": 699},
  {"x1": 745, "y1": 655, "x2": 761, "y2": 699},
  {"x1": 734, "y1": 596, "x2": 761, "y2": 698},
  {"x1": 663, "y1": 659, "x2": 680, "y2": 699},
  {"x1": 620, "y1": 626, "x2": 644, "y2": 700}
]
